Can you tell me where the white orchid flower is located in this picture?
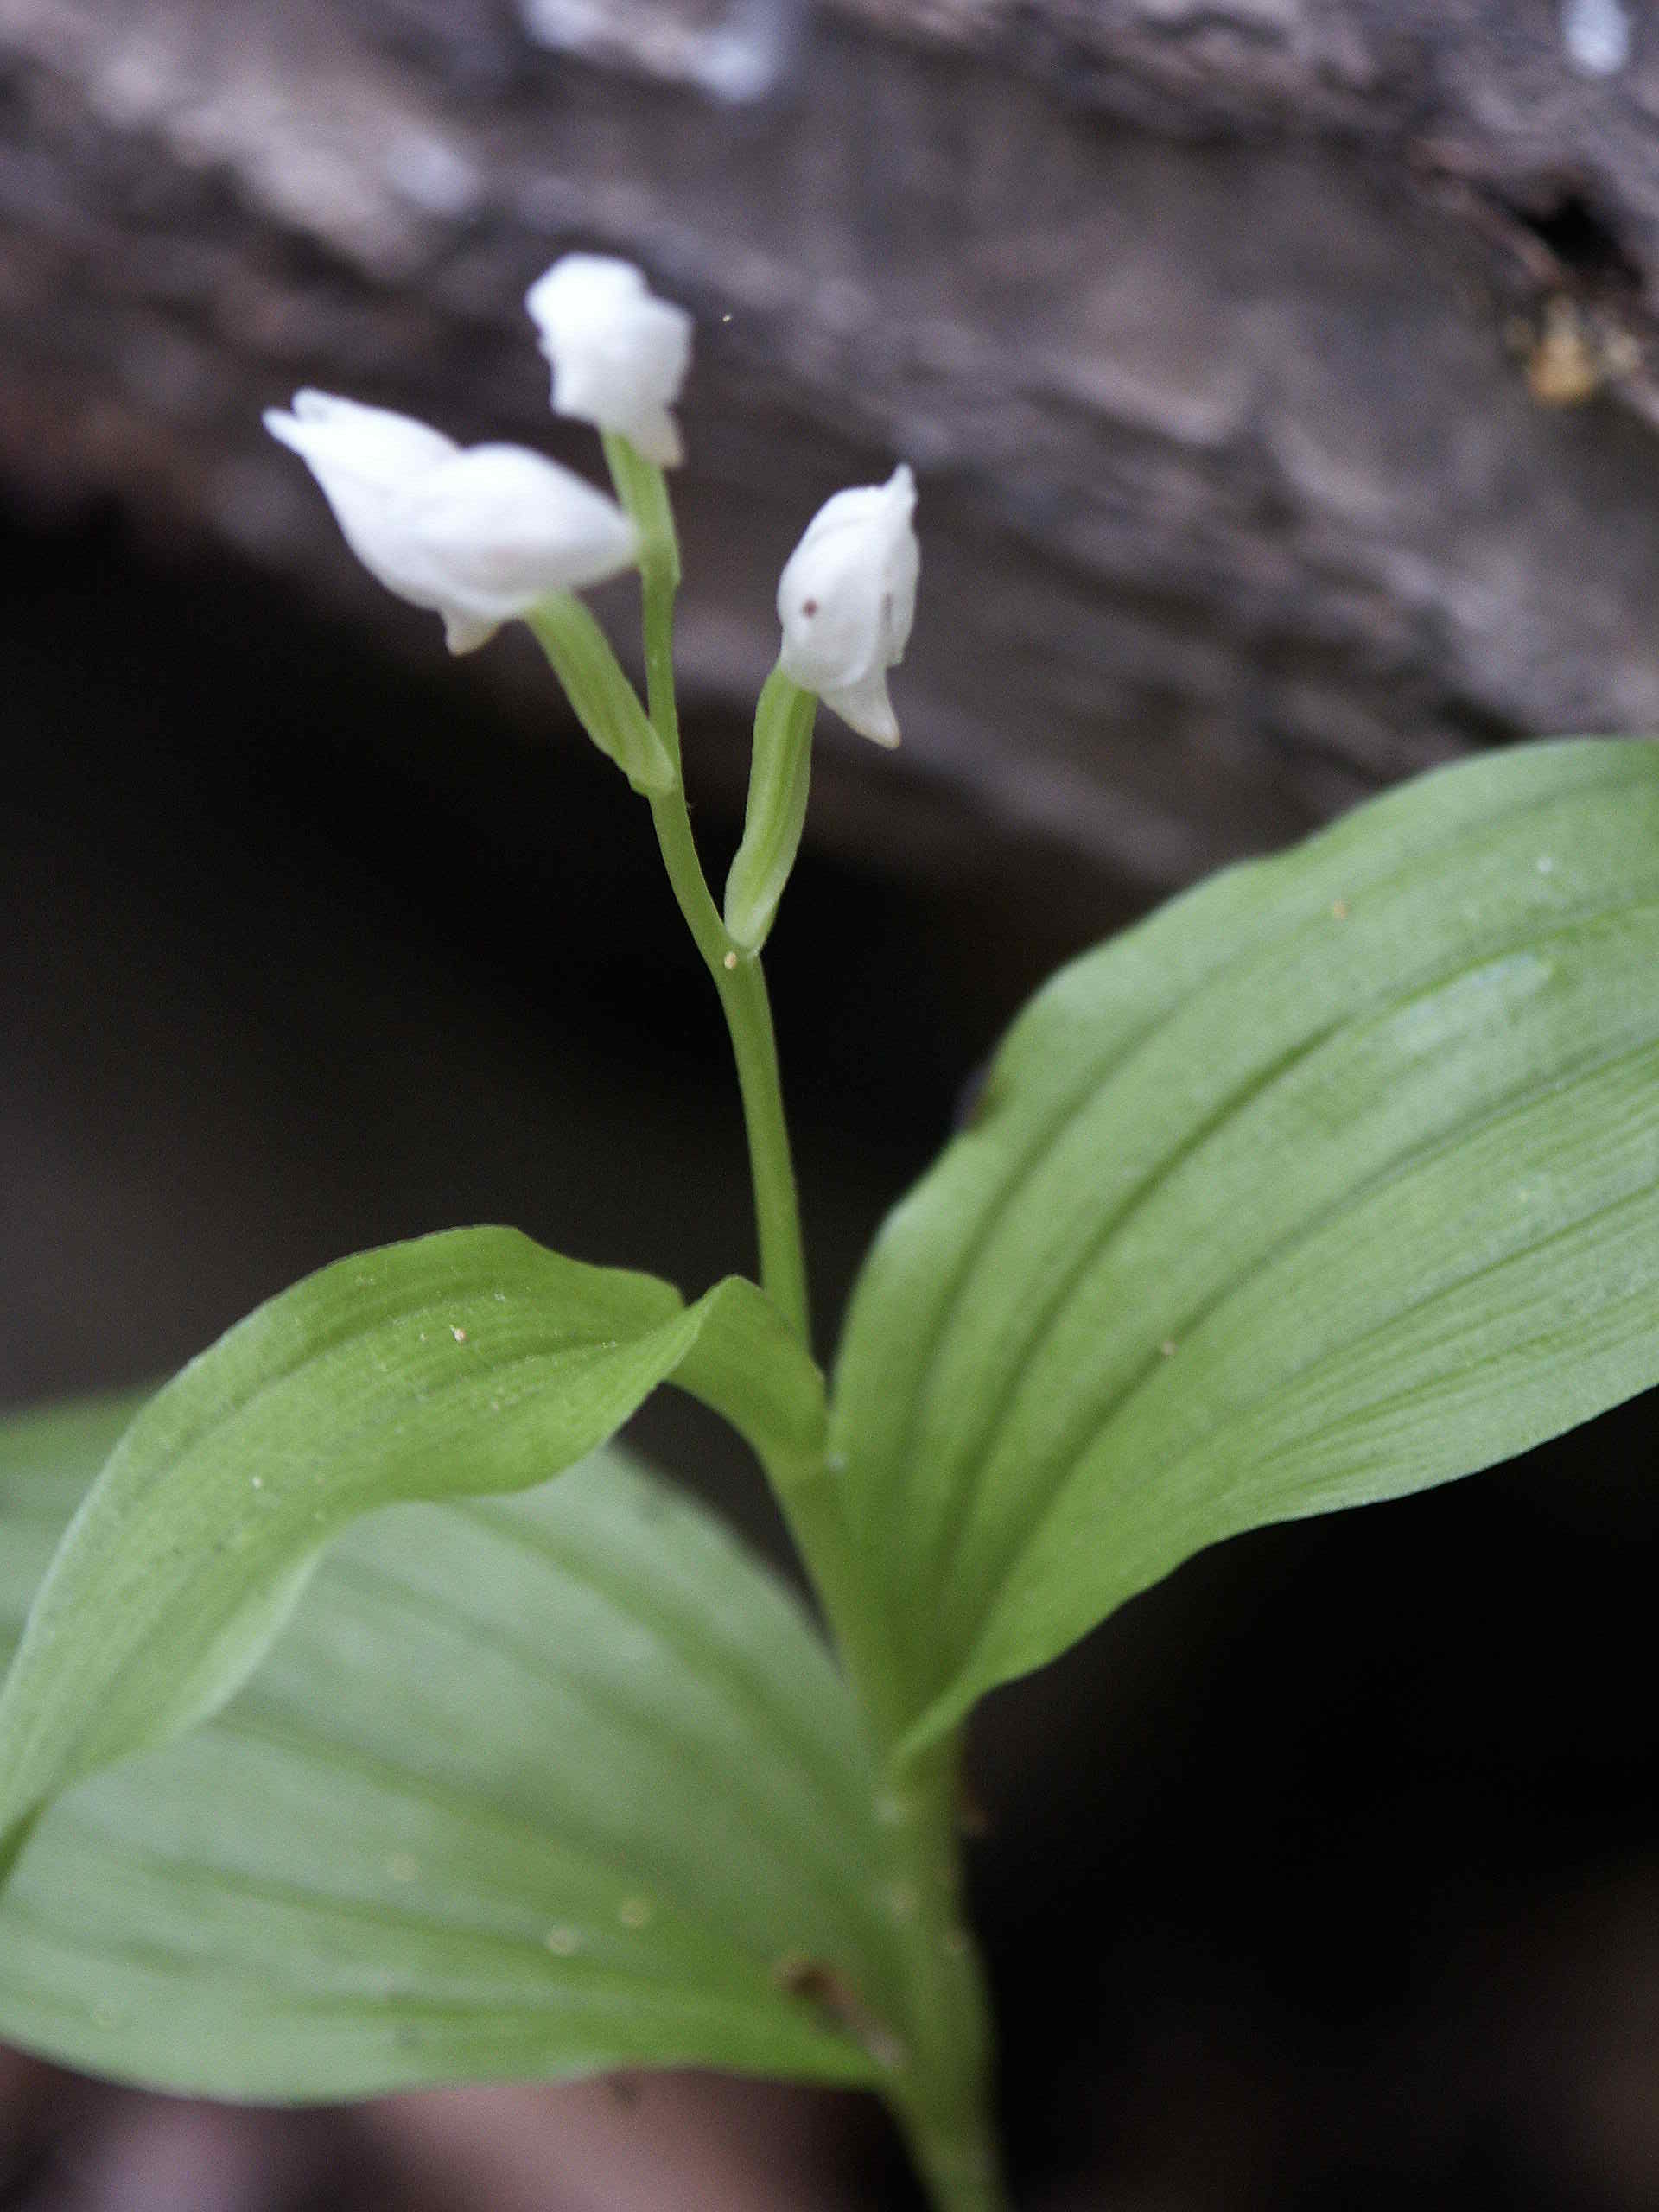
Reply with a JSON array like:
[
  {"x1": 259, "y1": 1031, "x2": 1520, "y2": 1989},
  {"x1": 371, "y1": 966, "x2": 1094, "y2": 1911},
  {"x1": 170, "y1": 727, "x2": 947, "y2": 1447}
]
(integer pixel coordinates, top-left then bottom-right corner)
[
  {"x1": 775, "y1": 465, "x2": 918, "y2": 747},
  {"x1": 525, "y1": 256, "x2": 693, "y2": 469},
  {"x1": 263, "y1": 391, "x2": 639, "y2": 653}
]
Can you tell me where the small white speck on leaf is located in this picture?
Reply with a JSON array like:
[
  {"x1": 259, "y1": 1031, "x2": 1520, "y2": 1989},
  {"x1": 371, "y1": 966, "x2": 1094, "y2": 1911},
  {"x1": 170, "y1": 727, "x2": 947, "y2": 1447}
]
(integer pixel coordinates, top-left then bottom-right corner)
[
  {"x1": 618, "y1": 1894, "x2": 653, "y2": 1929},
  {"x1": 451, "y1": 1325, "x2": 467, "y2": 1342},
  {"x1": 544, "y1": 1924, "x2": 581, "y2": 1955}
]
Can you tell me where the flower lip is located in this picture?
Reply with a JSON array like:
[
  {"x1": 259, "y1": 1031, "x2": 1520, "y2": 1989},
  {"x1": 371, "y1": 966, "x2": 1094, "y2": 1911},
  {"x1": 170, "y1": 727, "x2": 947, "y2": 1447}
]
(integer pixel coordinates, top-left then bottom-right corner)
[
  {"x1": 525, "y1": 254, "x2": 693, "y2": 468},
  {"x1": 264, "y1": 391, "x2": 639, "y2": 653},
  {"x1": 776, "y1": 464, "x2": 918, "y2": 746}
]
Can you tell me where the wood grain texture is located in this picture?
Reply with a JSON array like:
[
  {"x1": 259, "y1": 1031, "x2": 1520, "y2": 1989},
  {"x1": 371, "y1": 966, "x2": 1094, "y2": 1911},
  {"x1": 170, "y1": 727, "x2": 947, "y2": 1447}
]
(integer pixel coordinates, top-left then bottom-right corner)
[{"x1": 4, "y1": 0, "x2": 1659, "y2": 899}]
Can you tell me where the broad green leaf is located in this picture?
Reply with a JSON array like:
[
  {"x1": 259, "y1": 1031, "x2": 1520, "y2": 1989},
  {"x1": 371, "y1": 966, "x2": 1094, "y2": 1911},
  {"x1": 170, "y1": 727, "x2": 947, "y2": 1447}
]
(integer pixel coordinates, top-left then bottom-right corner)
[
  {"x1": 0, "y1": 1230, "x2": 823, "y2": 1865},
  {"x1": 0, "y1": 1398, "x2": 895, "y2": 2096},
  {"x1": 832, "y1": 738, "x2": 1659, "y2": 1757}
]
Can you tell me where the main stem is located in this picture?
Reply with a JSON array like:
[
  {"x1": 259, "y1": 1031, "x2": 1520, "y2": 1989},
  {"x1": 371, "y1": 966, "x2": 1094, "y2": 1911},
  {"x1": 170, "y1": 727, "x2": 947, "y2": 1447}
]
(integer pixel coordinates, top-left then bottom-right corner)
[
  {"x1": 632, "y1": 548, "x2": 811, "y2": 1348},
  {"x1": 619, "y1": 450, "x2": 1003, "y2": 2208},
  {"x1": 785, "y1": 1452, "x2": 1006, "y2": 2209}
]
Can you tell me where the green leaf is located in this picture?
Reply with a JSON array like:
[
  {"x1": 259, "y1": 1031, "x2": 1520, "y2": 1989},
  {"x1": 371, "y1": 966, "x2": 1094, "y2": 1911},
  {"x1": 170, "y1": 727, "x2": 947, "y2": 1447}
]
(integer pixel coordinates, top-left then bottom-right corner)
[
  {"x1": 831, "y1": 738, "x2": 1659, "y2": 1757},
  {"x1": 0, "y1": 1230, "x2": 823, "y2": 1865},
  {"x1": 0, "y1": 1397, "x2": 894, "y2": 2096}
]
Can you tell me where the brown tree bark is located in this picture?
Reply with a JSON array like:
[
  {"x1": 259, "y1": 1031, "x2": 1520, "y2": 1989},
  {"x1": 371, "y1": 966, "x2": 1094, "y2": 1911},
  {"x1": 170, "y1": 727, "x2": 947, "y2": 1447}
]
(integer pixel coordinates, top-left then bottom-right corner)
[{"x1": 3, "y1": 0, "x2": 1659, "y2": 901}]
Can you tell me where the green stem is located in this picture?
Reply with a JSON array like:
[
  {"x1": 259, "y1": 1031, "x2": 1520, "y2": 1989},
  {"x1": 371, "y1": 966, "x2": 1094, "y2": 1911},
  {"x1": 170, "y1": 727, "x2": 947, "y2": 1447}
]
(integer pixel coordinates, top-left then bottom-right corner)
[
  {"x1": 607, "y1": 435, "x2": 812, "y2": 1348},
  {"x1": 608, "y1": 435, "x2": 1002, "y2": 2208},
  {"x1": 772, "y1": 1458, "x2": 1004, "y2": 2209},
  {"x1": 881, "y1": 1746, "x2": 1004, "y2": 2212},
  {"x1": 647, "y1": 790, "x2": 812, "y2": 1347}
]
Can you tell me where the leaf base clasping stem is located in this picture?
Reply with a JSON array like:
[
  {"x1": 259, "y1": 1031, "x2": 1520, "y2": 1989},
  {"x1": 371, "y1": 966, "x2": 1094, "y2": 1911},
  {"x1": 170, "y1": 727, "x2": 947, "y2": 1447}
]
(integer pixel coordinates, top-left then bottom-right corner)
[
  {"x1": 876, "y1": 1740, "x2": 1004, "y2": 2212},
  {"x1": 790, "y1": 1468, "x2": 1003, "y2": 2204}
]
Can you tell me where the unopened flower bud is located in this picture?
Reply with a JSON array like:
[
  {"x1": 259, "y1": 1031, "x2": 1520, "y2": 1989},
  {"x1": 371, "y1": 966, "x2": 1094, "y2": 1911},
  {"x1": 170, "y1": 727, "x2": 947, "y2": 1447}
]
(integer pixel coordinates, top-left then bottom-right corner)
[
  {"x1": 776, "y1": 465, "x2": 918, "y2": 747},
  {"x1": 525, "y1": 256, "x2": 693, "y2": 469},
  {"x1": 264, "y1": 391, "x2": 639, "y2": 653}
]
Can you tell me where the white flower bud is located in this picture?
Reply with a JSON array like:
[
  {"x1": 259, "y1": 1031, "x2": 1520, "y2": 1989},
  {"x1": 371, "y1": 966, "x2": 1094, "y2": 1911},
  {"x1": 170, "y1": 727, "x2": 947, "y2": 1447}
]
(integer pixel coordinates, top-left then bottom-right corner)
[
  {"x1": 775, "y1": 465, "x2": 918, "y2": 747},
  {"x1": 524, "y1": 256, "x2": 693, "y2": 469},
  {"x1": 263, "y1": 391, "x2": 639, "y2": 653}
]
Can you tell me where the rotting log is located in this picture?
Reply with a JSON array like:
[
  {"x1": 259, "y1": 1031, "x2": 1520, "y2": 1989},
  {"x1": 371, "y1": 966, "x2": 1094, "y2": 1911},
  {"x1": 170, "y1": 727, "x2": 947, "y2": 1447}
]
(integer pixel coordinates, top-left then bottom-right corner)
[{"x1": 3, "y1": 0, "x2": 1659, "y2": 903}]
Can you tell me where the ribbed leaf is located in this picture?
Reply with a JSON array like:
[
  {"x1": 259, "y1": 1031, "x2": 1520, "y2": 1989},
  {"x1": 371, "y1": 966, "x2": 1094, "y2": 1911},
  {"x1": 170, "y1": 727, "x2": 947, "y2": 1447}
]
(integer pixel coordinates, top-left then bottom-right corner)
[
  {"x1": 831, "y1": 739, "x2": 1659, "y2": 1755},
  {"x1": 0, "y1": 1229, "x2": 823, "y2": 1863},
  {"x1": 0, "y1": 1397, "x2": 893, "y2": 2095}
]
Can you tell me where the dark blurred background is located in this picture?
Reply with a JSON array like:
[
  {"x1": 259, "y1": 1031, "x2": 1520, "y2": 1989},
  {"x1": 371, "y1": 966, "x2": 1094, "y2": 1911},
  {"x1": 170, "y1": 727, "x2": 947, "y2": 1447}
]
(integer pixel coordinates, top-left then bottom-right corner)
[{"x1": 2, "y1": 3, "x2": 1656, "y2": 2207}]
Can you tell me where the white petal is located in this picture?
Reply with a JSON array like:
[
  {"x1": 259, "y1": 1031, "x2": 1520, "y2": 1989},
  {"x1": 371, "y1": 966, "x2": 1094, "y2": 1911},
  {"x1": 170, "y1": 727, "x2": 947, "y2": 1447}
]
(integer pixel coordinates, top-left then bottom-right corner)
[
  {"x1": 775, "y1": 463, "x2": 918, "y2": 740},
  {"x1": 267, "y1": 391, "x2": 459, "y2": 486},
  {"x1": 264, "y1": 392, "x2": 460, "y2": 617},
  {"x1": 823, "y1": 667, "x2": 901, "y2": 747},
  {"x1": 875, "y1": 471, "x2": 919, "y2": 658},
  {"x1": 526, "y1": 254, "x2": 693, "y2": 465},
  {"x1": 397, "y1": 444, "x2": 639, "y2": 617},
  {"x1": 266, "y1": 393, "x2": 639, "y2": 645},
  {"x1": 441, "y1": 608, "x2": 500, "y2": 656},
  {"x1": 606, "y1": 401, "x2": 682, "y2": 470},
  {"x1": 778, "y1": 528, "x2": 885, "y2": 694}
]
